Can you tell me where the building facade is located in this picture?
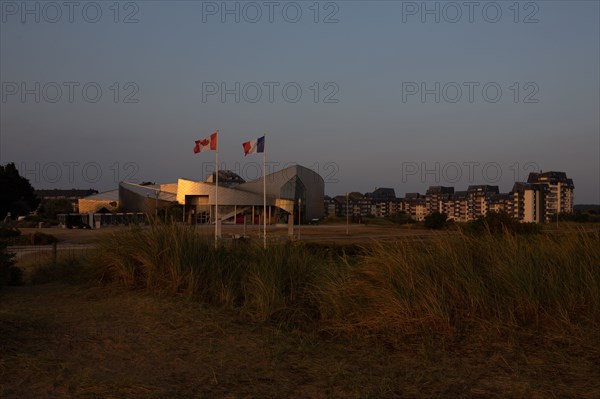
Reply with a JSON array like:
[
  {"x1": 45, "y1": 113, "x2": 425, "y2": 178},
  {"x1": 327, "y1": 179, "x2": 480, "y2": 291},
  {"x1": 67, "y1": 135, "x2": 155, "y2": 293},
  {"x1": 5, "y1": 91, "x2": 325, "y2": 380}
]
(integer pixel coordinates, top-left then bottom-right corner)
[
  {"x1": 326, "y1": 171, "x2": 574, "y2": 224},
  {"x1": 115, "y1": 164, "x2": 324, "y2": 224},
  {"x1": 527, "y1": 171, "x2": 575, "y2": 222}
]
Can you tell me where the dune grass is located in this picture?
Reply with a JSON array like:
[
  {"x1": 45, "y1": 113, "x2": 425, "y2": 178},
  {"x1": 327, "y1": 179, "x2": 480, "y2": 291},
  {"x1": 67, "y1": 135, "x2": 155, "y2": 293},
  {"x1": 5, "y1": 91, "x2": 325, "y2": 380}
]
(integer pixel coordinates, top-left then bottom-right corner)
[
  {"x1": 96, "y1": 223, "x2": 336, "y2": 328},
  {"x1": 320, "y1": 230, "x2": 600, "y2": 336},
  {"x1": 91, "y1": 223, "x2": 600, "y2": 338}
]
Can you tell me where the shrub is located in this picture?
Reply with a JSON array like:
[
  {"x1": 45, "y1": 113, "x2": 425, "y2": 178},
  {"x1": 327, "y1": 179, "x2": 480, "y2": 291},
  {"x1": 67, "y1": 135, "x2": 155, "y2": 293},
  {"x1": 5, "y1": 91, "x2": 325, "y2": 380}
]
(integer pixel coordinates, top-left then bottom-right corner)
[
  {"x1": 0, "y1": 222, "x2": 21, "y2": 239},
  {"x1": 423, "y1": 212, "x2": 448, "y2": 229},
  {"x1": 38, "y1": 198, "x2": 73, "y2": 220},
  {"x1": 465, "y1": 211, "x2": 541, "y2": 235},
  {"x1": 0, "y1": 240, "x2": 17, "y2": 288},
  {"x1": 558, "y1": 211, "x2": 600, "y2": 223}
]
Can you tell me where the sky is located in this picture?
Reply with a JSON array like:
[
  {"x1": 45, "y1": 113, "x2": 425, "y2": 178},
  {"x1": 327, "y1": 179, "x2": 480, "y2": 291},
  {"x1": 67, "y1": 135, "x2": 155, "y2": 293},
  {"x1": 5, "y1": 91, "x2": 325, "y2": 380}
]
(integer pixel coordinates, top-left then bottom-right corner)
[{"x1": 1, "y1": 0, "x2": 599, "y2": 202}]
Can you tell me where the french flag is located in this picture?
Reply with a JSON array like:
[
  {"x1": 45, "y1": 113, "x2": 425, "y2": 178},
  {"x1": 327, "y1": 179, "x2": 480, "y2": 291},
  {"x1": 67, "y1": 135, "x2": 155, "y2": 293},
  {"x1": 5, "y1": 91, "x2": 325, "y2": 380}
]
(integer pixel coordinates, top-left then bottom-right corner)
[
  {"x1": 194, "y1": 131, "x2": 218, "y2": 154},
  {"x1": 242, "y1": 136, "x2": 265, "y2": 156}
]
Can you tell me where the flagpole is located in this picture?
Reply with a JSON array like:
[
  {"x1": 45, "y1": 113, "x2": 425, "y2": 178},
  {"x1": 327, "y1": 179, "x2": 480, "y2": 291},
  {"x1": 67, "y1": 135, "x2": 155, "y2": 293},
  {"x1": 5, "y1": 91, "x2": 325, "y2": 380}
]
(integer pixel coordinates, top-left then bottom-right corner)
[
  {"x1": 263, "y1": 134, "x2": 267, "y2": 249},
  {"x1": 215, "y1": 130, "x2": 219, "y2": 248}
]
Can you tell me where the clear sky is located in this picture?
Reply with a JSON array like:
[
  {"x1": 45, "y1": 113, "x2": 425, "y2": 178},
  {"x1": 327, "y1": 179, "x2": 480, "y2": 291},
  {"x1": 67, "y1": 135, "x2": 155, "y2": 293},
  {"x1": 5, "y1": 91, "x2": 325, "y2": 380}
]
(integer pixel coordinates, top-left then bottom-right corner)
[{"x1": 1, "y1": 1, "x2": 599, "y2": 202}]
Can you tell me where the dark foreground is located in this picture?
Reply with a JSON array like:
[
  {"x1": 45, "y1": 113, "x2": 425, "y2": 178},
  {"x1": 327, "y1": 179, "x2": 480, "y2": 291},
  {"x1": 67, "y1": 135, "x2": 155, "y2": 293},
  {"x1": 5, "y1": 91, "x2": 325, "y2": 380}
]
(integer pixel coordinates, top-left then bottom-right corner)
[{"x1": 1, "y1": 283, "x2": 598, "y2": 398}]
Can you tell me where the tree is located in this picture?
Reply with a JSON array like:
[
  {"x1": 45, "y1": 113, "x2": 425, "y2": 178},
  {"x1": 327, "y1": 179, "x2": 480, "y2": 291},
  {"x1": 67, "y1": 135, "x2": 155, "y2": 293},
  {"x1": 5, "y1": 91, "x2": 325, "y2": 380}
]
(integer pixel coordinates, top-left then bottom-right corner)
[
  {"x1": 38, "y1": 199, "x2": 73, "y2": 220},
  {"x1": 424, "y1": 212, "x2": 448, "y2": 229},
  {"x1": 0, "y1": 163, "x2": 39, "y2": 219},
  {"x1": 466, "y1": 211, "x2": 541, "y2": 235}
]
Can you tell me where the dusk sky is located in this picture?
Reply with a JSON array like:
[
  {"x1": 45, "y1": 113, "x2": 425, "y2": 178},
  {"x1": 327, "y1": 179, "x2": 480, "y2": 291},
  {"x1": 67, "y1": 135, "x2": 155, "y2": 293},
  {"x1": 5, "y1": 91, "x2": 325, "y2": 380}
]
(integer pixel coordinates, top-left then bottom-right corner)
[{"x1": 1, "y1": 1, "x2": 599, "y2": 202}]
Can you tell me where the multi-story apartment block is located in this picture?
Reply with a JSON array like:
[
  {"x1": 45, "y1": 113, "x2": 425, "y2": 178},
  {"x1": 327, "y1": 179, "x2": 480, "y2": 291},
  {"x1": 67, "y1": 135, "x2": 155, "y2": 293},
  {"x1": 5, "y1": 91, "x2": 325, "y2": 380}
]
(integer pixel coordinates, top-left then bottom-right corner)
[
  {"x1": 425, "y1": 186, "x2": 454, "y2": 214},
  {"x1": 467, "y1": 185, "x2": 499, "y2": 220},
  {"x1": 488, "y1": 193, "x2": 512, "y2": 214},
  {"x1": 367, "y1": 188, "x2": 397, "y2": 218},
  {"x1": 511, "y1": 182, "x2": 547, "y2": 223},
  {"x1": 438, "y1": 190, "x2": 469, "y2": 222},
  {"x1": 527, "y1": 171, "x2": 574, "y2": 221},
  {"x1": 439, "y1": 193, "x2": 455, "y2": 219},
  {"x1": 332, "y1": 193, "x2": 360, "y2": 219},
  {"x1": 402, "y1": 193, "x2": 427, "y2": 221},
  {"x1": 325, "y1": 171, "x2": 573, "y2": 224},
  {"x1": 357, "y1": 197, "x2": 375, "y2": 217},
  {"x1": 453, "y1": 191, "x2": 469, "y2": 222}
]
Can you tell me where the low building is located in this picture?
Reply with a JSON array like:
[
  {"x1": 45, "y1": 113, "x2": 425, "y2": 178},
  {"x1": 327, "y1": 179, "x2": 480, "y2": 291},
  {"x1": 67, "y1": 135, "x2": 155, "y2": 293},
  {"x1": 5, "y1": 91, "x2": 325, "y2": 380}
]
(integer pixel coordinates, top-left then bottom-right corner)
[
  {"x1": 77, "y1": 189, "x2": 120, "y2": 213},
  {"x1": 115, "y1": 164, "x2": 324, "y2": 224},
  {"x1": 36, "y1": 188, "x2": 98, "y2": 213}
]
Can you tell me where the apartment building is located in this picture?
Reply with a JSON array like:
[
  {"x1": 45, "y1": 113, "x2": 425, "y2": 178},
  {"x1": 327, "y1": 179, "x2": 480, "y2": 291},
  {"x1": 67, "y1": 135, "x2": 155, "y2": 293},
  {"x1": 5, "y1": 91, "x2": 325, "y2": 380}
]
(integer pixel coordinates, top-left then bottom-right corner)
[
  {"x1": 511, "y1": 182, "x2": 547, "y2": 223},
  {"x1": 527, "y1": 171, "x2": 574, "y2": 221},
  {"x1": 367, "y1": 188, "x2": 397, "y2": 218},
  {"x1": 442, "y1": 191, "x2": 468, "y2": 222},
  {"x1": 467, "y1": 185, "x2": 499, "y2": 220},
  {"x1": 425, "y1": 186, "x2": 454, "y2": 214},
  {"x1": 488, "y1": 193, "x2": 512, "y2": 214},
  {"x1": 325, "y1": 171, "x2": 573, "y2": 224}
]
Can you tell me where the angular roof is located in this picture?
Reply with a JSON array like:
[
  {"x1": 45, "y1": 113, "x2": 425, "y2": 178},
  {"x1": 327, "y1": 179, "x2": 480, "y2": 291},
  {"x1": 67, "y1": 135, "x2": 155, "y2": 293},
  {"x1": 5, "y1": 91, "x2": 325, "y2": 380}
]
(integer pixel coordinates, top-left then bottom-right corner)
[
  {"x1": 426, "y1": 186, "x2": 454, "y2": 195},
  {"x1": 120, "y1": 182, "x2": 177, "y2": 202},
  {"x1": 527, "y1": 171, "x2": 574, "y2": 188},
  {"x1": 205, "y1": 170, "x2": 246, "y2": 186},
  {"x1": 511, "y1": 182, "x2": 547, "y2": 193},
  {"x1": 467, "y1": 185, "x2": 499, "y2": 194},
  {"x1": 35, "y1": 189, "x2": 98, "y2": 199},
  {"x1": 80, "y1": 189, "x2": 119, "y2": 202},
  {"x1": 367, "y1": 187, "x2": 397, "y2": 200}
]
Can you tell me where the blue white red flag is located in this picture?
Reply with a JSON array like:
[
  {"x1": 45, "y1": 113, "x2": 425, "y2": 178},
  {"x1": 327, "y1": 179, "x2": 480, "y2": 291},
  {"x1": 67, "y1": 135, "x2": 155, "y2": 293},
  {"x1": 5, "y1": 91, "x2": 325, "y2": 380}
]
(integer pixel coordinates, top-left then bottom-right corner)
[{"x1": 242, "y1": 136, "x2": 265, "y2": 156}]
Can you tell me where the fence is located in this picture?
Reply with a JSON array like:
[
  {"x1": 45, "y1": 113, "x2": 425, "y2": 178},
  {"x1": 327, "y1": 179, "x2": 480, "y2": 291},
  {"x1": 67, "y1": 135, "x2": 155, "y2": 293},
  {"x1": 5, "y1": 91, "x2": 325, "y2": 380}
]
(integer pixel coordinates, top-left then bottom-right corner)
[{"x1": 9, "y1": 243, "x2": 98, "y2": 263}]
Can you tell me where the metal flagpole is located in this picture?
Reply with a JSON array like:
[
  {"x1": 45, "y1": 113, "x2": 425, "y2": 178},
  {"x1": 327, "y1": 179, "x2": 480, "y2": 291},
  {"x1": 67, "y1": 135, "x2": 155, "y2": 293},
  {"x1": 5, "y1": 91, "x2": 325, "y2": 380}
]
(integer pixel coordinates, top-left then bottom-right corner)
[
  {"x1": 298, "y1": 198, "x2": 301, "y2": 240},
  {"x1": 346, "y1": 192, "x2": 349, "y2": 235},
  {"x1": 215, "y1": 130, "x2": 219, "y2": 248},
  {"x1": 263, "y1": 134, "x2": 267, "y2": 249}
]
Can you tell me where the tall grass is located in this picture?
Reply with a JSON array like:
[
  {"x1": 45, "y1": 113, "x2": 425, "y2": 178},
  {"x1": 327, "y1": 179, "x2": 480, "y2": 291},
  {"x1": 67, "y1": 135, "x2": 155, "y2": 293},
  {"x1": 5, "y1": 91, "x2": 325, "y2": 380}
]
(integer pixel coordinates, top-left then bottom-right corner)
[
  {"x1": 97, "y1": 223, "x2": 335, "y2": 325},
  {"x1": 320, "y1": 230, "x2": 600, "y2": 335},
  {"x1": 96, "y1": 223, "x2": 600, "y2": 335}
]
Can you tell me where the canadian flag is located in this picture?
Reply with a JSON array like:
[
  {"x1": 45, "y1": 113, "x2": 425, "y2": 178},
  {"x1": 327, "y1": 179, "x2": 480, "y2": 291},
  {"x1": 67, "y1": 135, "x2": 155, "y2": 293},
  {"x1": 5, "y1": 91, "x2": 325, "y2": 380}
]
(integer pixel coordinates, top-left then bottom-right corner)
[{"x1": 194, "y1": 131, "x2": 218, "y2": 154}]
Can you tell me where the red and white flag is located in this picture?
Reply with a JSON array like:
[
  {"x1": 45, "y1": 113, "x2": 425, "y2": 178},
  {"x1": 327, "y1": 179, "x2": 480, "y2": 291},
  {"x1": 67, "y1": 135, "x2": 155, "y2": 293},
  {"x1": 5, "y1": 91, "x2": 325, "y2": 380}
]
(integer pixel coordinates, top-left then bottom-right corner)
[{"x1": 194, "y1": 131, "x2": 218, "y2": 154}]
